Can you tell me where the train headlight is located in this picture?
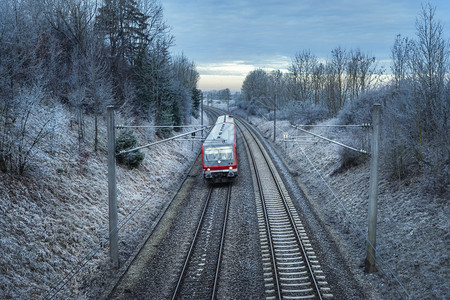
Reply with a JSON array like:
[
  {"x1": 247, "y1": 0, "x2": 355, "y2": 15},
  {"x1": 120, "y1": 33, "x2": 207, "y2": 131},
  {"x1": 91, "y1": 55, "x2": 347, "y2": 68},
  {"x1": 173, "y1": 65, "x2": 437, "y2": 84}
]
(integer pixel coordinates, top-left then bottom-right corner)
[
  {"x1": 207, "y1": 168, "x2": 210, "y2": 171},
  {"x1": 229, "y1": 167, "x2": 233, "y2": 170}
]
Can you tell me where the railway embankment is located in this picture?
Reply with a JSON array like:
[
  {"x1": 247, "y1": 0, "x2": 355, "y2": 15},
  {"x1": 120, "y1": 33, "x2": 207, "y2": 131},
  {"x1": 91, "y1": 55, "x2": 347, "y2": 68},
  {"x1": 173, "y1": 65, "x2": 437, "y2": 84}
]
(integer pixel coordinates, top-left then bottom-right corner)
[
  {"x1": 250, "y1": 115, "x2": 449, "y2": 300},
  {"x1": 1, "y1": 105, "x2": 446, "y2": 299},
  {"x1": 0, "y1": 111, "x2": 204, "y2": 299}
]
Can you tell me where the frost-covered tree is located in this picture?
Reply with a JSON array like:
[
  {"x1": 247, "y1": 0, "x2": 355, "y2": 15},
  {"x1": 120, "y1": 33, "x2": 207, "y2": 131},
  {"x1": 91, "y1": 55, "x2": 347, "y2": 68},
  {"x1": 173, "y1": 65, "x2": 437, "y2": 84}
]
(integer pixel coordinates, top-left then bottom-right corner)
[
  {"x1": 172, "y1": 55, "x2": 200, "y2": 123},
  {"x1": 312, "y1": 62, "x2": 326, "y2": 105},
  {"x1": 289, "y1": 50, "x2": 317, "y2": 102},
  {"x1": 347, "y1": 49, "x2": 377, "y2": 102},
  {"x1": 0, "y1": 0, "x2": 55, "y2": 173},
  {"x1": 410, "y1": 3, "x2": 448, "y2": 137},
  {"x1": 0, "y1": 83, "x2": 56, "y2": 174},
  {"x1": 328, "y1": 46, "x2": 348, "y2": 113},
  {"x1": 383, "y1": 2, "x2": 449, "y2": 192},
  {"x1": 95, "y1": 0, "x2": 149, "y2": 62},
  {"x1": 44, "y1": 0, "x2": 97, "y2": 55},
  {"x1": 391, "y1": 34, "x2": 413, "y2": 90},
  {"x1": 0, "y1": 0, "x2": 199, "y2": 174},
  {"x1": 241, "y1": 69, "x2": 270, "y2": 119},
  {"x1": 83, "y1": 37, "x2": 113, "y2": 151}
]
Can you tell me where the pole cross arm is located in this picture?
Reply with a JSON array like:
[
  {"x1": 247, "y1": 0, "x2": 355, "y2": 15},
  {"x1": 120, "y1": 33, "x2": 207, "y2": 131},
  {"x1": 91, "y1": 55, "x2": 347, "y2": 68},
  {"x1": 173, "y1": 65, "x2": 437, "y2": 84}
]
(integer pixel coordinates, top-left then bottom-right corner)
[
  {"x1": 118, "y1": 127, "x2": 210, "y2": 155},
  {"x1": 116, "y1": 125, "x2": 209, "y2": 129},
  {"x1": 291, "y1": 124, "x2": 369, "y2": 155}
]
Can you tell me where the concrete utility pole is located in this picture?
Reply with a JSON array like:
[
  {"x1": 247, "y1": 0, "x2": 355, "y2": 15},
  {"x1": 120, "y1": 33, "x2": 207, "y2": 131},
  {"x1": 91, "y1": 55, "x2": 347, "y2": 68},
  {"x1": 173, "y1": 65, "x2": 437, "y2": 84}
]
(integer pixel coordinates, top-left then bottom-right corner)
[
  {"x1": 273, "y1": 70, "x2": 281, "y2": 143},
  {"x1": 107, "y1": 106, "x2": 119, "y2": 268},
  {"x1": 273, "y1": 94, "x2": 277, "y2": 142},
  {"x1": 365, "y1": 104, "x2": 381, "y2": 273},
  {"x1": 201, "y1": 93, "x2": 204, "y2": 139}
]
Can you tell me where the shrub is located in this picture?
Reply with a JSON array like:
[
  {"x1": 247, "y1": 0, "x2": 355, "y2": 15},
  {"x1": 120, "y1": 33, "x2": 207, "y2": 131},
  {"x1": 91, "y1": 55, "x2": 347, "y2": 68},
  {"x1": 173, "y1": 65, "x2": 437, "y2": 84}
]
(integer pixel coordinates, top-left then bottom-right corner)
[
  {"x1": 0, "y1": 84, "x2": 54, "y2": 174},
  {"x1": 271, "y1": 101, "x2": 331, "y2": 125},
  {"x1": 300, "y1": 103, "x2": 332, "y2": 125},
  {"x1": 336, "y1": 90, "x2": 380, "y2": 125},
  {"x1": 332, "y1": 135, "x2": 369, "y2": 175},
  {"x1": 115, "y1": 130, "x2": 145, "y2": 169},
  {"x1": 339, "y1": 146, "x2": 367, "y2": 170}
]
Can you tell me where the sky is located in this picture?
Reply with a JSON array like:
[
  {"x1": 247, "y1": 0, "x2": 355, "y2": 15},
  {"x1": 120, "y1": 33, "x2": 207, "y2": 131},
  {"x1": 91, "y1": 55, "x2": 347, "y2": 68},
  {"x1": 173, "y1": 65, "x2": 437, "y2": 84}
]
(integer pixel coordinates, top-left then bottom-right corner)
[{"x1": 162, "y1": 0, "x2": 450, "y2": 92}]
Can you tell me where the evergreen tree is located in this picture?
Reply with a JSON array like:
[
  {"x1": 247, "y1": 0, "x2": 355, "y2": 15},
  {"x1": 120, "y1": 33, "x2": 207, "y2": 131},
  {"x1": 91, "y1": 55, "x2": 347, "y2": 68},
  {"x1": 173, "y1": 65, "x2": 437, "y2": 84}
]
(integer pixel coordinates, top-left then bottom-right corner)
[
  {"x1": 169, "y1": 85, "x2": 184, "y2": 132},
  {"x1": 133, "y1": 38, "x2": 175, "y2": 137},
  {"x1": 191, "y1": 87, "x2": 202, "y2": 118},
  {"x1": 95, "y1": 0, "x2": 150, "y2": 63}
]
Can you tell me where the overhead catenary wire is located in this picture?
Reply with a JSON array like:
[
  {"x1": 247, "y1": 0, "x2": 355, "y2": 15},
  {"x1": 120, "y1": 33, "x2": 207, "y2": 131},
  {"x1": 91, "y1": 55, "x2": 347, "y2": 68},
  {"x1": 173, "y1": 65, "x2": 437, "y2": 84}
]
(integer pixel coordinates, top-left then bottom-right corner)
[
  {"x1": 118, "y1": 127, "x2": 210, "y2": 155},
  {"x1": 249, "y1": 107, "x2": 369, "y2": 154},
  {"x1": 171, "y1": 138, "x2": 206, "y2": 141},
  {"x1": 293, "y1": 123, "x2": 371, "y2": 128},
  {"x1": 291, "y1": 124, "x2": 369, "y2": 154},
  {"x1": 116, "y1": 125, "x2": 209, "y2": 129}
]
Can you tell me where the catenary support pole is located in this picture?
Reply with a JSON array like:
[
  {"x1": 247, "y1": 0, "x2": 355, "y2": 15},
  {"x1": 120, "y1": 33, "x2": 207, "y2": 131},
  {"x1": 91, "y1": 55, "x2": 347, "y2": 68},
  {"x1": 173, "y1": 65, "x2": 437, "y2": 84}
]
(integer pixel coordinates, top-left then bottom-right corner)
[
  {"x1": 365, "y1": 104, "x2": 381, "y2": 273},
  {"x1": 273, "y1": 94, "x2": 277, "y2": 142},
  {"x1": 201, "y1": 92, "x2": 204, "y2": 139},
  {"x1": 107, "y1": 106, "x2": 119, "y2": 268}
]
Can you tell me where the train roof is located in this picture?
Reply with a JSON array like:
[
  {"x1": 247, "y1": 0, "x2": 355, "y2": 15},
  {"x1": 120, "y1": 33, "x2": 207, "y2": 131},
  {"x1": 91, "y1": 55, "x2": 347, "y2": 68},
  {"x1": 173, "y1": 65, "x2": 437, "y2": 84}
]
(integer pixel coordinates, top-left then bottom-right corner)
[{"x1": 204, "y1": 115, "x2": 235, "y2": 145}]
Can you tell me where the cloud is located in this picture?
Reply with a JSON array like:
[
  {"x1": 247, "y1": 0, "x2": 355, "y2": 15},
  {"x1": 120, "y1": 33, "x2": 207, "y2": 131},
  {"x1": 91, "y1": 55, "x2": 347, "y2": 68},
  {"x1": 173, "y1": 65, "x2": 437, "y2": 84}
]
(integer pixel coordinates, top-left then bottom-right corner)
[
  {"x1": 197, "y1": 56, "x2": 290, "y2": 77},
  {"x1": 196, "y1": 56, "x2": 292, "y2": 91},
  {"x1": 198, "y1": 75, "x2": 245, "y2": 92},
  {"x1": 164, "y1": 0, "x2": 450, "y2": 90},
  {"x1": 197, "y1": 61, "x2": 256, "y2": 76}
]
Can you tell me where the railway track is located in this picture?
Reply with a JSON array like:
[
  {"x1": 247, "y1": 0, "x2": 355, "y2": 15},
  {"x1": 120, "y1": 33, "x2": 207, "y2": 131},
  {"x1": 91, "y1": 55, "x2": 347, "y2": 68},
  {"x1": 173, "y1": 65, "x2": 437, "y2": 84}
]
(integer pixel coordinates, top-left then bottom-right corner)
[
  {"x1": 109, "y1": 108, "x2": 335, "y2": 298},
  {"x1": 237, "y1": 118, "x2": 333, "y2": 300},
  {"x1": 171, "y1": 184, "x2": 231, "y2": 299}
]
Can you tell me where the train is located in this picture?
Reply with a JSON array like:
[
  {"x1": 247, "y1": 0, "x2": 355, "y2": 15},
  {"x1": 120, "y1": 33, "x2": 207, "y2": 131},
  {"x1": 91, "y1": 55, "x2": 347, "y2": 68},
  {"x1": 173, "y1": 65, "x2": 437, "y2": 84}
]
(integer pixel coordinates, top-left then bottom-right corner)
[{"x1": 202, "y1": 115, "x2": 238, "y2": 183}]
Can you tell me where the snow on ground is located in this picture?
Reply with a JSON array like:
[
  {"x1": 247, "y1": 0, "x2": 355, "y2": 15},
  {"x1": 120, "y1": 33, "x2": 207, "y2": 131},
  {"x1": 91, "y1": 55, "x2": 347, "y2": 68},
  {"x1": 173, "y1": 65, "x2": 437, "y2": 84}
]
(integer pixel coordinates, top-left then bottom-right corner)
[
  {"x1": 0, "y1": 108, "x2": 207, "y2": 299},
  {"x1": 249, "y1": 114, "x2": 449, "y2": 300},
  {"x1": 0, "y1": 103, "x2": 447, "y2": 299}
]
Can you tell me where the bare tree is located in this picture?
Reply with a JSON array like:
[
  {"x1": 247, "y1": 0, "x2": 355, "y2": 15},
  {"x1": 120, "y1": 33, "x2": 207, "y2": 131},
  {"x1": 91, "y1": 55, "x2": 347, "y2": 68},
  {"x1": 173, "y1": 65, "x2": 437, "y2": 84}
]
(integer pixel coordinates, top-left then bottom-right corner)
[
  {"x1": 410, "y1": 3, "x2": 448, "y2": 136},
  {"x1": 44, "y1": 0, "x2": 97, "y2": 54},
  {"x1": 172, "y1": 54, "x2": 200, "y2": 122},
  {"x1": 329, "y1": 46, "x2": 348, "y2": 113},
  {"x1": 312, "y1": 62, "x2": 325, "y2": 105},
  {"x1": 385, "y1": 2, "x2": 449, "y2": 192},
  {"x1": 391, "y1": 34, "x2": 413, "y2": 90},
  {"x1": 289, "y1": 50, "x2": 317, "y2": 102},
  {"x1": 172, "y1": 54, "x2": 199, "y2": 91},
  {"x1": 347, "y1": 49, "x2": 377, "y2": 102},
  {"x1": 0, "y1": 82, "x2": 55, "y2": 174},
  {"x1": 84, "y1": 37, "x2": 113, "y2": 151},
  {"x1": 68, "y1": 51, "x2": 88, "y2": 151},
  {"x1": 241, "y1": 69, "x2": 270, "y2": 119}
]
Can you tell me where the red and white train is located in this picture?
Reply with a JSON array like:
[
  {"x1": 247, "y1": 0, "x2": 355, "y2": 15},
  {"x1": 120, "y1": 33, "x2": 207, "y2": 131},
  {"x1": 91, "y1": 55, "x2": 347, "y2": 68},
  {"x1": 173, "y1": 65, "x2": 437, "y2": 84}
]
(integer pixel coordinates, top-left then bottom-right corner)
[{"x1": 202, "y1": 115, "x2": 238, "y2": 183}]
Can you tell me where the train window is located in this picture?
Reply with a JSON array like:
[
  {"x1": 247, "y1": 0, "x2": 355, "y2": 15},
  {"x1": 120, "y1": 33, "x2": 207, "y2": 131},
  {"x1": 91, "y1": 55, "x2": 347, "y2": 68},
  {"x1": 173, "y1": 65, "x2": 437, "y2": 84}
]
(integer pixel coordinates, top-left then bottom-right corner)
[{"x1": 204, "y1": 146, "x2": 233, "y2": 163}]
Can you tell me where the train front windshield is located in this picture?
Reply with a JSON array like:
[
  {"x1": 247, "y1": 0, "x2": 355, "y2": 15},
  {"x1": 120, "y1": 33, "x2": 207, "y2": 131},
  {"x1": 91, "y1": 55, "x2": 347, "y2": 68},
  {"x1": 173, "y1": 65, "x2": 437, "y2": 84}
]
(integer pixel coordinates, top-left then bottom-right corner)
[{"x1": 204, "y1": 146, "x2": 234, "y2": 165}]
